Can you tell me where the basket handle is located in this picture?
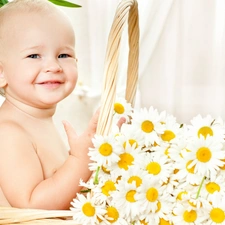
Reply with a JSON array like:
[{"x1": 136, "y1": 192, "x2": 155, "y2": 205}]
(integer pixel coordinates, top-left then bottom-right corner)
[{"x1": 96, "y1": 0, "x2": 139, "y2": 136}]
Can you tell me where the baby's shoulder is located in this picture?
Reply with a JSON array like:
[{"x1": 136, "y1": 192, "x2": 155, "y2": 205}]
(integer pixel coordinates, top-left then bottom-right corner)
[
  {"x1": 0, "y1": 120, "x2": 25, "y2": 135},
  {"x1": 0, "y1": 120, "x2": 35, "y2": 157},
  {"x1": 0, "y1": 120, "x2": 30, "y2": 149}
]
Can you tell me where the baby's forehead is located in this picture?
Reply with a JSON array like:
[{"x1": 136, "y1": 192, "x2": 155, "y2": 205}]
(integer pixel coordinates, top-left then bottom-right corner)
[{"x1": 1, "y1": 8, "x2": 73, "y2": 32}]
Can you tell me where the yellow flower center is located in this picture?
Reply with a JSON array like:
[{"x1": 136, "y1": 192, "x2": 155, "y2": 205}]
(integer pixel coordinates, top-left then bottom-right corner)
[
  {"x1": 161, "y1": 130, "x2": 176, "y2": 142},
  {"x1": 146, "y1": 187, "x2": 158, "y2": 202},
  {"x1": 219, "y1": 159, "x2": 225, "y2": 170},
  {"x1": 196, "y1": 147, "x2": 212, "y2": 162},
  {"x1": 101, "y1": 166, "x2": 110, "y2": 174},
  {"x1": 118, "y1": 153, "x2": 134, "y2": 170},
  {"x1": 198, "y1": 126, "x2": 213, "y2": 138},
  {"x1": 101, "y1": 180, "x2": 116, "y2": 196},
  {"x1": 128, "y1": 176, "x2": 142, "y2": 187},
  {"x1": 186, "y1": 160, "x2": 195, "y2": 174},
  {"x1": 159, "y1": 218, "x2": 172, "y2": 225},
  {"x1": 99, "y1": 143, "x2": 113, "y2": 156},
  {"x1": 114, "y1": 103, "x2": 125, "y2": 114},
  {"x1": 123, "y1": 139, "x2": 138, "y2": 149},
  {"x1": 206, "y1": 182, "x2": 220, "y2": 194},
  {"x1": 126, "y1": 190, "x2": 136, "y2": 202},
  {"x1": 210, "y1": 208, "x2": 225, "y2": 223},
  {"x1": 106, "y1": 206, "x2": 119, "y2": 223},
  {"x1": 140, "y1": 219, "x2": 148, "y2": 225},
  {"x1": 146, "y1": 162, "x2": 161, "y2": 175},
  {"x1": 176, "y1": 191, "x2": 188, "y2": 200},
  {"x1": 155, "y1": 201, "x2": 161, "y2": 213},
  {"x1": 183, "y1": 210, "x2": 197, "y2": 222},
  {"x1": 82, "y1": 202, "x2": 95, "y2": 217},
  {"x1": 164, "y1": 147, "x2": 170, "y2": 157},
  {"x1": 141, "y1": 120, "x2": 154, "y2": 133}
]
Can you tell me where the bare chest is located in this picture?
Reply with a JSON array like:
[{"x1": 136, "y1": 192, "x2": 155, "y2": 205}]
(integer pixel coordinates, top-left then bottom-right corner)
[{"x1": 30, "y1": 125, "x2": 69, "y2": 179}]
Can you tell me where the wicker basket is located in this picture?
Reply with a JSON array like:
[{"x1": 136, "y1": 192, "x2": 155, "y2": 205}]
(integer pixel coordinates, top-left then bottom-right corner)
[{"x1": 0, "y1": 0, "x2": 139, "y2": 224}]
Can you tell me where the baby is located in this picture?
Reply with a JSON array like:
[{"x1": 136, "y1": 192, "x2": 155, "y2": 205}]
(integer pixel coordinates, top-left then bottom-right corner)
[{"x1": 0, "y1": 0, "x2": 99, "y2": 210}]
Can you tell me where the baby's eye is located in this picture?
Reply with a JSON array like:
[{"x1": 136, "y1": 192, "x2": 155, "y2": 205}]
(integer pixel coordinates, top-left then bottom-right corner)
[
  {"x1": 58, "y1": 54, "x2": 70, "y2": 58},
  {"x1": 27, "y1": 54, "x2": 40, "y2": 59}
]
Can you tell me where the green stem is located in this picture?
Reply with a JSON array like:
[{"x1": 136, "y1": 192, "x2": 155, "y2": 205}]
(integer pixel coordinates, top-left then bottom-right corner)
[
  {"x1": 93, "y1": 166, "x2": 100, "y2": 185},
  {"x1": 196, "y1": 176, "x2": 206, "y2": 199}
]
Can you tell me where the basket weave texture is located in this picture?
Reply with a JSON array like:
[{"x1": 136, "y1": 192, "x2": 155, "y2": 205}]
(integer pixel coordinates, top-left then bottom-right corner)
[{"x1": 0, "y1": 0, "x2": 139, "y2": 224}]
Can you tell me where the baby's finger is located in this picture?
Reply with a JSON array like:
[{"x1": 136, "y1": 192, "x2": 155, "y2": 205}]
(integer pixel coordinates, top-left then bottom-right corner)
[
  {"x1": 84, "y1": 108, "x2": 100, "y2": 136},
  {"x1": 117, "y1": 117, "x2": 126, "y2": 129},
  {"x1": 62, "y1": 120, "x2": 78, "y2": 148}
]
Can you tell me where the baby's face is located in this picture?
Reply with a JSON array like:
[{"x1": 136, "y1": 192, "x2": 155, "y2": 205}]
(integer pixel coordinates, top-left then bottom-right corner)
[{"x1": 0, "y1": 10, "x2": 78, "y2": 108}]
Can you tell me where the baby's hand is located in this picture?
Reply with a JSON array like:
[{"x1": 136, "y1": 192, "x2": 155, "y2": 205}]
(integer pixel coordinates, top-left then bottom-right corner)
[{"x1": 63, "y1": 109, "x2": 99, "y2": 158}]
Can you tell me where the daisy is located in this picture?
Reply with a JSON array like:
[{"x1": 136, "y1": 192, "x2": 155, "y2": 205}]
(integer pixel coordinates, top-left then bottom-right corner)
[
  {"x1": 142, "y1": 152, "x2": 173, "y2": 185},
  {"x1": 159, "y1": 112, "x2": 182, "y2": 143},
  {"x1": 71, "y1": 192, "x2": 107, "y2": 225},
  {"x1": 139, "y1": 198, "x2": 174, "y2": 225},
  {"x1": 172, "y1": 149, "x2": 203, "y2": 186},
  {"x1": 200, "y1": 175, "x2": 225, "y2": 201},
  {"x1": 100, "y1": 204, "x2": 130, "y2": 225},
  {"x1": 119, "y1": 165, "x2": 150, "y2": 188},
  {"x1": 188, "y1": 115, "x2": 225, "y2": 141},
  {"x1": 113, "y1": 96, "x2": 133, "y2": 123},
  {"x1": 172, "y1": 202, "x2": 208, "y2": 225},
  {"x1": 111, "y1": 181, "x2": 141, "y2": 221},
  {"x1": 109, "y1": 142, "x2": 144, "y2": 179},
  {"x1": 88, "y1": 134, "x2": 123, "y2": 168},
  {"x1": 131, "y1": 107, "x2": 164, "y2": 147},
  {"x1": 185, "y1": 135, "x2": 225, "y2": 179},
  {"x1": 115, "y1": 123, "x2": 145, "y2": 150},
  {"x1": 205, "y1": 192, "x2": 225, "y2": 225},
  {"x1": 175, "y1": 186, "x2": 212, "y2": 210},
  {"x1": 136, "y1": 179, "x2": 171, "y2": 214}
]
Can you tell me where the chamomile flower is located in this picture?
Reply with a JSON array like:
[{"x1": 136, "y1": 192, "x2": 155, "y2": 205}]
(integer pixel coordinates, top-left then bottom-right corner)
[
  {"x1": 71, "y1": 192, "x2": 106, "y2": 225},
  {"x1": 109, "y1": 142, "x2": 144, "y2": 178},
  {"x1": 172, "y1": 202, "x2": 208, "y2": 225},
  {"x1": 205, "y1": 192, "x2": 225, "y2": 225},
  {"x1": 172, "y1": 149, "x2": 203, "y2": 185},
  {"x1": 200, "y1": 175, "x2": 225, "y2": 201},
  {"x1": 116, "y1": 123, "x2": 145, "y2": 150},
  {"x1": 188, "y1": 115, "x2": 225, "y2": 141},
  {"x1": 131, "y1": 107, "x2": 164, "y2": 146},
  {"x1": 119, "y1": 165, "x2": 149, "y2": 188},
  {"x1": 139, "y1": 198, "x2": 174, "y2": 225},
  {"x1": 113, "y1": 96, "x2": 133, "y2": 123},
  {"x1": 111, "y1": 181, "x2": 140, "y2": 221},
  {"x1": 186, "y1": 135, "x2": 225, "y2": 179},
  {"x1": 174, "y1": 185, "x2": 211, "y2": 210},
  {"x1": 100, "y1": 204, "x2": 129, "y2": 225},
  {"x1": 142, "y1": 152, "x2": 173, "y2": 185},
  {"x1": 89, "y1": 134, "x2": 123, "y2": 168},
  {"x1": 159, "y1": 113, "x2": 181, "y2": 143},
  {"x1": 136, "y1": 179, "x2": 171, "y2": 214}
]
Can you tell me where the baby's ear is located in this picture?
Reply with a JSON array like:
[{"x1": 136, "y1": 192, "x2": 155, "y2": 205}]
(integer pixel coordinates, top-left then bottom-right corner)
[{"x1": 0, "y1": 63, "x2": 7, "y2": 88}]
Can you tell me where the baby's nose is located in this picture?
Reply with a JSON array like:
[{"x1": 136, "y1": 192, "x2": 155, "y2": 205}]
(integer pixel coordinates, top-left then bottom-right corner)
[{"x1": 44, "y1": 60, "x2": 62, "y2": 73}]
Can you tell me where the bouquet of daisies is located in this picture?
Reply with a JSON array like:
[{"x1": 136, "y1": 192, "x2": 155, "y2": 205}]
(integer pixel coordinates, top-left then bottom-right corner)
[{"x1": 70, "y1": 97, "x2": 225, "y2": 225}]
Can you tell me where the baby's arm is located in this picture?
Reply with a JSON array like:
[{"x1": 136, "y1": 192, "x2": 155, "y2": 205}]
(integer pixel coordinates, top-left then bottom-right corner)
[{"x1": 0, "y1": 111, "x2": 99, "y2": 210}]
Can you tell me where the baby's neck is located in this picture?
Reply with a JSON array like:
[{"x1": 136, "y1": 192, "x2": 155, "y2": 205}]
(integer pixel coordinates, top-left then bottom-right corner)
[{"x1": 4, "y1": 97, "x2": 56, "y2": 121}]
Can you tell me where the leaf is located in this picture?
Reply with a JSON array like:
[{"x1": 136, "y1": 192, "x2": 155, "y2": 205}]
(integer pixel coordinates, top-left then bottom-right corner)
[
  {"x1": 48, "y1": 0, "x2": 81, "y2": 7},
  {"x1": 0, "y1": 0, "x2": 8, "y2": 6}
]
